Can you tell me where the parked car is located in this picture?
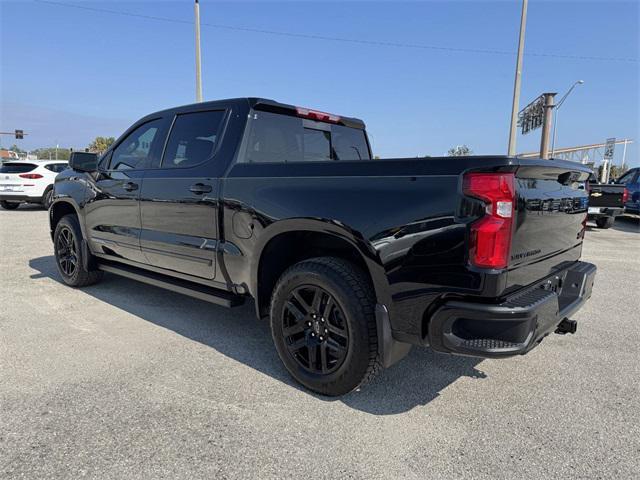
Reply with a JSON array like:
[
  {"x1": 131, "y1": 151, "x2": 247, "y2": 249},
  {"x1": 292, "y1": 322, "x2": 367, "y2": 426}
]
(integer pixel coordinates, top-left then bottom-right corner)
[
  {"x1": 614, "y1": 167, "x2": 640, "y2": 214},
  {"x1": 50, "y1": 98, "x2": 596, "y2": 396},
  {"x1": 586, "y1": 173, "x2": 627, "y2": 228},
  {"x1": 0, "y1": 160, "x2": 68, "y2": 210}
]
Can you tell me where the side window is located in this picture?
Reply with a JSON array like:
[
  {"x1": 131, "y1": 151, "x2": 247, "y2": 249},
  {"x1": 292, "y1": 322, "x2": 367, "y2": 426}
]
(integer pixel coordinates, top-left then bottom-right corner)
[
  {"x1": 161, "y1": 110, "x2": 225, "y2": 168},
  {"x1": 110, "y1": 119, "x2": 163, "y2": 171},
  {"x1": 616, "y1": 170, "x2": 635, "y2": 184},
  {"x1": 45, "y1": 163, "x2": 68, "y2": 173}
]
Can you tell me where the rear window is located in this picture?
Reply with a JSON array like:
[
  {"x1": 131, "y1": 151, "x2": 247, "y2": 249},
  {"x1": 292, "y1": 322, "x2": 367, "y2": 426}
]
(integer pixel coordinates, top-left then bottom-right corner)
[
  {"x1": 0, "y1": 163, "x2": 37, "y2": 174},
  {"x1": 241, "y1": 111, "x2": 370, "y2": 163}
]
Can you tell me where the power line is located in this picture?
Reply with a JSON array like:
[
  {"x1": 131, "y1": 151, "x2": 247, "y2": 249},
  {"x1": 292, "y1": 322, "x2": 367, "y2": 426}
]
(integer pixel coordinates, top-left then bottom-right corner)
[{"x1": 35, "y1": 0, "x2": 638, "y2": 63}]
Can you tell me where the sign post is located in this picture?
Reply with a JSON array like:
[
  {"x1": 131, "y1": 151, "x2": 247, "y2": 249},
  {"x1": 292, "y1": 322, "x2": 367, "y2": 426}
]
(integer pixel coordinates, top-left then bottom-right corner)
[
  {"x1": 602, "y1": 137, "x2": 616, "y2": 183},
  {"x1": 517, "y1": 92, "x2": 556, "y2": 159}
]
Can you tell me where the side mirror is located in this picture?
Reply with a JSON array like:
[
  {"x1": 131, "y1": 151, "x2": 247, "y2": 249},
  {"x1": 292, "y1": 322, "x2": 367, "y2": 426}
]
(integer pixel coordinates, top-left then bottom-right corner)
[{"x1": 69, "y1": 152, "x2": 98, "y2": 172}]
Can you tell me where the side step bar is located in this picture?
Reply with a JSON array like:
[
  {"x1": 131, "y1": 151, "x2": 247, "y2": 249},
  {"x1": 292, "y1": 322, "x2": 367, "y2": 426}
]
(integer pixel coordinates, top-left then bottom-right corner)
[{"x1": 97, "y1": 263, "x2": 245, "y2": 308}]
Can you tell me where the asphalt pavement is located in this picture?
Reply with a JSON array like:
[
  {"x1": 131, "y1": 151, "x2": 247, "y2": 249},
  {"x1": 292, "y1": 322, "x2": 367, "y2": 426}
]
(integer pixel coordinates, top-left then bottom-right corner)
[{"x1": 1, "y1": 205, "x2": 639, "y2": 479}]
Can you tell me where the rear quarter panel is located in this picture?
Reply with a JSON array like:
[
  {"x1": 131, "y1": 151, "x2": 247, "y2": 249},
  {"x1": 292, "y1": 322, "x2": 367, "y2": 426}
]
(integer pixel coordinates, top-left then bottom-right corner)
[{"x1": 222, "y1": 158, "x2": 499, "y2": 338}]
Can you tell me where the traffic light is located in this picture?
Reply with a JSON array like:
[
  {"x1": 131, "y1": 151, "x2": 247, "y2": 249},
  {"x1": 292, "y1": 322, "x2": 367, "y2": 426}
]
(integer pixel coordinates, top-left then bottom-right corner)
[{"x1": 15, "y1": 129, "x2": 24, "y2": 139}]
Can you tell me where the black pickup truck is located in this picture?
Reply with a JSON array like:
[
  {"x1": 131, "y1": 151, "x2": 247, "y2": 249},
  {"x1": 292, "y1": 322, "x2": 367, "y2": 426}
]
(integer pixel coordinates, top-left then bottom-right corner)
[
  {"x1": 50, "y1": 98, "x2": 596, "y2": 396},
  {"x1": 587, "y1": 173, "x2": 627, "y2": 228}
]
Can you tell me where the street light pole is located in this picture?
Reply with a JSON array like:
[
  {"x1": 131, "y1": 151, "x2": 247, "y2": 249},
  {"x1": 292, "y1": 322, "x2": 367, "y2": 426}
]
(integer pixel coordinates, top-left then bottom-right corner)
[
  {"x1": 194, "y1": 0, "x2": 203, "y2": 103},
  {"x1": 550, "y1": 80, "x2": 584, "y2": 157},
  {"x1": 507, "y1": 0, "x2": 528, "y2": 156}
]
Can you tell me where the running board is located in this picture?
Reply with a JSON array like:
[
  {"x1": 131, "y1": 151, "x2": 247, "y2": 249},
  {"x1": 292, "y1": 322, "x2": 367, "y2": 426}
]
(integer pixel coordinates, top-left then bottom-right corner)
[{"x1": 97, "y1": 263, "x2": 244, "y2": 308}]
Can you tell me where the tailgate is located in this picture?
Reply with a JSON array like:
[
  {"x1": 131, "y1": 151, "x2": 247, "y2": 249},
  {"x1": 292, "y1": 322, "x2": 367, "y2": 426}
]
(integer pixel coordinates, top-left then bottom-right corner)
[
  {"x1": 507, "y1": 162, "x2": 589, "y2": 290},
  {"x1": 0, "y1": 173, "x2": 25, "y2": 192},
  {"x1": 0, "y1": 163, "x2": 38, "y2": 193},
  {"x1": 588, "y1": 183, "x2": 625, "y2": 208}
]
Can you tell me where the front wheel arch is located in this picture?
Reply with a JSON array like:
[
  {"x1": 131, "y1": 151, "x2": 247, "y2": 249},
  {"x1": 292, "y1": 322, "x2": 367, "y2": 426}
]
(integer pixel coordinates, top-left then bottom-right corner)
[{"x1": 49, "y1": 200, "x2": 82, "y2": 240}]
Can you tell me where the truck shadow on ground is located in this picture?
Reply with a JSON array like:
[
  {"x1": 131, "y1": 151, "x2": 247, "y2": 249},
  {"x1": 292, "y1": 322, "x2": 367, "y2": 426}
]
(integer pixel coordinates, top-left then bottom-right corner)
[
  {"x1": 586, "y1": 215, "x2": 639, "y2": 234},
  {"x1": 612, "y1": 215, "x2": 640, "y2": 233},
  {"x1": 29, "y1": 255, "x2": 486, "y2": 415}
]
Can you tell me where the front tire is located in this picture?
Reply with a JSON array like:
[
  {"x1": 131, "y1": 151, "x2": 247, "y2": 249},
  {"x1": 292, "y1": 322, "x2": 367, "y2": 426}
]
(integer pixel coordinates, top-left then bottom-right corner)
[
  {"x1": 53, "y1": 214, "x2": 103, "y2": 287},
  {"x1": 0, "y1": 201, "x2": 20, "y2": 210},
  {"x1": 42, "y1": 188, "x2": 54, "y2": 210},
  {"x1": 596, "y1": 216, "x2": 615, "y2": 229},
  {"x1": 270, "y1": 257, "x2": 380, "y2": 396}
]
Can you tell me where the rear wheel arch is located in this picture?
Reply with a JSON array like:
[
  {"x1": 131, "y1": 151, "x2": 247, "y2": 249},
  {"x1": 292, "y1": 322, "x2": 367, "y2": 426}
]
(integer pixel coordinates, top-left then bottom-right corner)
[{"x1": 253, "y1": 227, "x2": 388, "y2": 319}]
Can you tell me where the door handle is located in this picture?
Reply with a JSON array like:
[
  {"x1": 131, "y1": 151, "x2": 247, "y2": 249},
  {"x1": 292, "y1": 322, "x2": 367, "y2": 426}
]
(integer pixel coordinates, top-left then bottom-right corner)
[
  {"x1": 123, "y1": 182, "x2": 139, "y2": 192},
  {"x1": 189, "y1": 183, "x2": 213, "y2": 194}
]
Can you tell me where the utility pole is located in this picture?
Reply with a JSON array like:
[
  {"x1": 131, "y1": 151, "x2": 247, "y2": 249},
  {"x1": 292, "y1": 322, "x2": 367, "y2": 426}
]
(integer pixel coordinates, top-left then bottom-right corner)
[
  {"x1": 507, "y1": 0, "x2": 528, "y2": 156},
  {"x1": 620, "y1": 139, "x2": 628, "y2": 170},
  {"x1": 194, "y1": 0, "x2": 203, "y2": 103},
  {"x1": 539, "y1": 93, "x2": 555, "y2": 159}
]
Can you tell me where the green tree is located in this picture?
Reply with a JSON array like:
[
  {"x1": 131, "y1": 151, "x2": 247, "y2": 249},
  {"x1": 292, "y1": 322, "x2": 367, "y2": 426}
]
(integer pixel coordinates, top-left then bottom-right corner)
[
  {"x1": 32, "y1": 147, "x2": 71, "y2": 160},
  {"x1": 598, "y1": 164, "x2": 628, "y2": 183},
  {"x1": 447, "y1": 145, "x2": 472, "y2": 156},
  {"x1": 9, "y1": 144, "x2": 26, "y2": 155},
  {"x1": 88, "y1": 136, "x2": 115, "y2": 153}
]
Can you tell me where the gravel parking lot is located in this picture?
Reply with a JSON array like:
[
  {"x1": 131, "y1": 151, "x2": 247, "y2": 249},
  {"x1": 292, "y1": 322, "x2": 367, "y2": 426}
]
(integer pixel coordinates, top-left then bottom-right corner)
[{"x1": 1, "y1": 206, "x2": 639, "y2": 479}]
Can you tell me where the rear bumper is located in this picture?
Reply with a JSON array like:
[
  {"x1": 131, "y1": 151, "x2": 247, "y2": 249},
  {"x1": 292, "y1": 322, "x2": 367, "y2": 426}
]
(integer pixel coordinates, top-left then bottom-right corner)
[
  {"x1": 427, "y1": 261, "x2": 596, "y2": 358},
  {"x1": 587, "y1": 207, "x2": 624, "y2": 218},
  {"x1": 0, "y1": 194, "x2": 43, "y2": 203}
]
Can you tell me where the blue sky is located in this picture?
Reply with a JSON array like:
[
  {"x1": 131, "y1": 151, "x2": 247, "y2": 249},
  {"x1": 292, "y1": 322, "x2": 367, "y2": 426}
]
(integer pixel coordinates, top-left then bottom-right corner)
[{"x1": 1, "y1": 0, "x2": 638, "y2": 165}]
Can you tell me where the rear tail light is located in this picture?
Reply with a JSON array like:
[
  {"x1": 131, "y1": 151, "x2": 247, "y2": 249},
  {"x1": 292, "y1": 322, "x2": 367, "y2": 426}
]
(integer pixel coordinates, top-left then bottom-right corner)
[
  {"x1": 295, "y1": 107, "x2": 340, "y2": 124},
  {"x1": 623, "y1": 187, "x2": 629, "y2": 204},
  {"x1": 463, "y1": 172, "x2": 516, "y2": 269},
  {"x1": 18, "y1": 173, "x2": 43, "y2": 179}
]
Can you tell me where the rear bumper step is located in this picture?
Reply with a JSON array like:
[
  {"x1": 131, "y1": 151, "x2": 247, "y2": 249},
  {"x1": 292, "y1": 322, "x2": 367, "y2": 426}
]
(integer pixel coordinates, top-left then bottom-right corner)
[
  {"x1": 427, "y1": 261, "x2": 596, "y2": 358},
  {"x1": 98, "y1": 262, "x2": 244, "y2": 308}
]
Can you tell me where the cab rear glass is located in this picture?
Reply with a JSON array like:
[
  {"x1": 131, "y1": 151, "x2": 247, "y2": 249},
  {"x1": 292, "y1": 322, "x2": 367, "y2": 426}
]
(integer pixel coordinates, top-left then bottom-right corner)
[
  {"x1": 0, "y1": 163, "x2": 37, "y2": 173},
  {"x1": 239, "y1": 111, "x2": 371, "y2": 163}
]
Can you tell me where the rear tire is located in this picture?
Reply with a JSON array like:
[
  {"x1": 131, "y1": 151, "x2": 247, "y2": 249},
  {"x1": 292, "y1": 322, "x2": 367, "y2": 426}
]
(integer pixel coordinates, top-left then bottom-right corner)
[
  {"x1": 596, "y1": 216, "x2": 614, "y2": 229},
  {"x1": 270, "y1": 257, "x2": 381, "y2": 396},
  {"x1": 0, "y1": 201, "x2": 20, "y2": 210},
  {"x1": 53, "y1": 214, "x2": 103, "y2": 287}
]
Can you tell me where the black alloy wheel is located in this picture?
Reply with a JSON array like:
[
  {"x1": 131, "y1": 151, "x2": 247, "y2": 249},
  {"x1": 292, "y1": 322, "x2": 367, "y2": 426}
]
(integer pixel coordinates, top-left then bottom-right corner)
[
  {"x1": 53, "y1": 214, "x2": 103, "y2": 287},
  {"x1": 56, "y1": 225, "x2": 78, "y2": 277},
  {"x1": 270, "y1": 257, "x2": 381, "y2": 396},
  {"x1": 282, "y1": 285, "x2": 349, "y2": 374}
]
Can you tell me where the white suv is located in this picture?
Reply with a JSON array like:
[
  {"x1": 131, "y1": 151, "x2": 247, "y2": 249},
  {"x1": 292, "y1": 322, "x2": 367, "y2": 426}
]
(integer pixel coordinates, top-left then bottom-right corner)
[{"x1": 0, "y1": 160, "x2": 68, "y2": 210}]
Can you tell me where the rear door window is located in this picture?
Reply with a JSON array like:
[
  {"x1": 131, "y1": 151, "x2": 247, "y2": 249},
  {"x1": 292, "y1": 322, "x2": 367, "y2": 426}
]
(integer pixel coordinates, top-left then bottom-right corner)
[
  {"x1": 0, "y1": 163, "x2": 37, "y2": 173},
  {"x1": 161, "y1": 110, "x2": 226, "y2": 168}
]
